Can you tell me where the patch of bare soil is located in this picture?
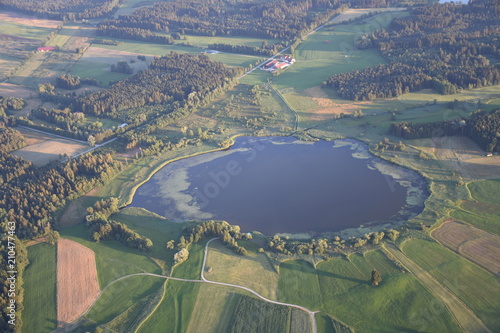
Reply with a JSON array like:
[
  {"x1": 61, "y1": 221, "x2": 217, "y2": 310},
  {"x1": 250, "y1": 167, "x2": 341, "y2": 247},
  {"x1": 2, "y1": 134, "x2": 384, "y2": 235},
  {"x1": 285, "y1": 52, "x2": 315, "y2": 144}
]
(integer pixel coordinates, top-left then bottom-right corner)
[
  {"x1": 0, "y1": 83, "x2": 34, "y2": 98},
  {"x1": 0, "y1": 11, "x2": 61, "y2": 29},
  {"x1": 57, "y1": 239, "x2": 100, "y2": 326},
  {"x1": 433, "y1": 220, "x2": 500, "y2": 276}
]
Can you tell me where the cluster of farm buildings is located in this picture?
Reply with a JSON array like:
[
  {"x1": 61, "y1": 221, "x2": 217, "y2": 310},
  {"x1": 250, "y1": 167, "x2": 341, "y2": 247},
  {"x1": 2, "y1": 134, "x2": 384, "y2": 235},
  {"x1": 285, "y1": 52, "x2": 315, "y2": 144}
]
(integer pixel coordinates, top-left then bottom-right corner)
[{"x1": 261, "y1": 55, "x2": 295, "y2": 72}]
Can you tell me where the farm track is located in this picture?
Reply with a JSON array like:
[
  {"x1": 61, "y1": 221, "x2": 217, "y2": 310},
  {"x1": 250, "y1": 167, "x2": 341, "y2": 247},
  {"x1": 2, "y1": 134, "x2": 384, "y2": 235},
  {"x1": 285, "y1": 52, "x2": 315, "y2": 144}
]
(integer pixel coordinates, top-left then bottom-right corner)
[
  {"x1": 64, "y1": 238, "x2": 318, "y2": 333},
  {"x1": 383, "y1": 243, "x2": 492, "y2": 333}
]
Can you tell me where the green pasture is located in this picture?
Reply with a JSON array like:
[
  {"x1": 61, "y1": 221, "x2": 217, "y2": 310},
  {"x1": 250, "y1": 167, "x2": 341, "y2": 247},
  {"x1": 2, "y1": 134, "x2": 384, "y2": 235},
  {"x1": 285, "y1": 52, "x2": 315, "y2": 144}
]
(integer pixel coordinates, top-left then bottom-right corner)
[
  {"x1": 22, "y1": 243, "x2": 57, "y2": 333},
  {"x1": 184, "y1": 35, "x2": 279, "y2": 49},
  {"x1": 206, "y1": 239, "x2": 279, "y2": 299},
  {"x1": 403, "y1": 239, "x2": 500, "y2": 332},
  {"x1": 60, "y1": 224, "x2": 161, "y2": 288},
  {"x1": 242, "y1": 12, "x2": 409, "y2": 90},
  {"x1": 229, "y1": 295, "x2": 291, "y2": 333},
  {"x1": 277, "y1": 249, "x2": 460, "y2": 333},
  {"x1": 277, "y1": 260, "x2": 321, "y2": 310},
  {"x1": 138, "y1": 280, "x2": 200, "y2": 333},
  {"x1": 86, "y1": 275, "x2": 164, "y2": 325},
  {"x1": 0, "y1": 21, "x2": 53, "y2": 41},
  {"x1": 468, "y1": 178, "x2": 500, "y2": 206},
  {"x1": 70, "y1": 60, "x2": 130, "y2": 86},
  {"x1": 113, "y1": 207, "x2": 185, "y2": 272},
  {"x1": 184, "y1": 284, "x2": 241, "y2": 333},
  {"x1": 450, "y1": 179, "x2": 500, "y2": 235}
]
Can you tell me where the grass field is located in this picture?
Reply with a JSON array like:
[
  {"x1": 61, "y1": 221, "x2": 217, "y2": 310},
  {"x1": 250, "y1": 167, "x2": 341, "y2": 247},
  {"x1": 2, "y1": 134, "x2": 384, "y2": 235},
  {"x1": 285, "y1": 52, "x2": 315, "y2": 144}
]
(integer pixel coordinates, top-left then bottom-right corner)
[
  {"x1": 185, "y1": 284, "x2": 241, "y2": 333},
  {"x1": 60, "y1": 224, "x2": 161, "y2": 288},
  {"x1": 403, "y1": 239, "x2": 500, "y2": 332},
  {"x1": 432, "y1": 221, "x2": 500, "y2": 275},
  {"x1": 205, "y1": 239, "x2": 279, "y2": 299},
  {"x1": 450, "y1": 178, "x2": 500, "y2": 235},
  {"x1": 276, "y1": 250, "x2": 460, "y2": 333},
  {"x1": 86, "y1": 275, "x2": 164, "y2": 325},
  {"x1": 138, "y1": 279, "x2": 200, "y2": 333},
  {"x1": 23, "y1": 243, "x2": 57, "y2": 333},
  {"x1": 277, "y1": 260, "x2": 321, "y2": 310},
  {"x1": 0, "y1": 21, "x2": 53, "y2": 41},
  {"x1": 113, "y1": 207, "x2": 185, "y2": 272},
  {"x1": 241, "y1": 11, "x2": 408, "y2": 90},
  {"x1": 184, "y1": 35, "x2": 279, "y2": 49},
  {"x1": 229, "y1": 294, "x2": 291, "y2": 333}
]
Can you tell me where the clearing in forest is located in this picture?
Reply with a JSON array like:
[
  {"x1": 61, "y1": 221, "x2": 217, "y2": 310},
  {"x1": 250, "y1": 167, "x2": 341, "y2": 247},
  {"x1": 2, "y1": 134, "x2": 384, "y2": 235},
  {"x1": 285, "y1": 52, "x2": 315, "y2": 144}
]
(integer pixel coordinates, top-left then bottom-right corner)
[{"x1": 57, "y1": 238, "x2": 100, "y2": 326}]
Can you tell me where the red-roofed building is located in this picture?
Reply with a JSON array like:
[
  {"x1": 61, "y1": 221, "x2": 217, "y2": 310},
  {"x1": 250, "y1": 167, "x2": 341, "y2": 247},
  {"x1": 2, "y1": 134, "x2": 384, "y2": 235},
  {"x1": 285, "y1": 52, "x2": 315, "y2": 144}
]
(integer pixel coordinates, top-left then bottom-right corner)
[{"x1": 37, "y1": 47, "x2": 56, "y2": 52}]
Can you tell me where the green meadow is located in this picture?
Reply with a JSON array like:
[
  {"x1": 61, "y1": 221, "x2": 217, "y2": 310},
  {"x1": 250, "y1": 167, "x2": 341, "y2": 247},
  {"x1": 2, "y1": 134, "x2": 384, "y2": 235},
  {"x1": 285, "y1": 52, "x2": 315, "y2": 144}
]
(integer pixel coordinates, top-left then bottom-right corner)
[
  {"x1": 403, "y1": 239, "x2": 500, "y2": 332},
  {"x1": 277, "y1": 250, "x2": 460, "y2": 333},
  {"x1": 22, "y1": 243, "x2": 57, "y2": 333}
]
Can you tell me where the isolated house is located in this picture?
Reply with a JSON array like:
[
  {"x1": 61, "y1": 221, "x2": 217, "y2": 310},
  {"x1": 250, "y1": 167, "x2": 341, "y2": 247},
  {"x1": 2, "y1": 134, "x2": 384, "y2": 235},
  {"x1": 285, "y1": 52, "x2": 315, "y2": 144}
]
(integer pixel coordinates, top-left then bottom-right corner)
[{"x1": 37, "y1": 47, "x2": 56, "y2": 52}]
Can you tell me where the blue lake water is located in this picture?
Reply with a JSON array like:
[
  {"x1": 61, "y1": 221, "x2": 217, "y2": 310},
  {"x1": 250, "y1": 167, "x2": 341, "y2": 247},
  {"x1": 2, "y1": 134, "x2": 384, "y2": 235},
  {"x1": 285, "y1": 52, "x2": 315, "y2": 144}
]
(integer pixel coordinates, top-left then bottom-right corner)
[{"x1": 131, "y1": 137, "x2": 428, "y2": 235}]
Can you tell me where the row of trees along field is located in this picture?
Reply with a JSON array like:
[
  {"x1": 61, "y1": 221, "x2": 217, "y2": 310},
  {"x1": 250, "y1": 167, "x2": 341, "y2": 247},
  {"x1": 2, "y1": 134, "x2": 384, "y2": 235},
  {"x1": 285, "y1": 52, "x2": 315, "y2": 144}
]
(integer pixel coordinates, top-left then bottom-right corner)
[
  {"x1": 0, "y1": 0, "x2": 119, "y2": 19},
  {"x1": 169, "y1": 220, "x2": 252, "y2": 256},
  {"x1": 207, "y1": 43, "x2": 276, "y2": 57},
  {"x1": 390, "y1": 108, "x2": 500, "y2": 152},
  {"x1": 326, "y1": 0, "x2": 500, "y2": 101},
  {"x1": 85, "y1": 198, "x2": 153, "y2": 252},
  {"x1": 73, "y1": 52, "x2": 241, "y2": 122}
]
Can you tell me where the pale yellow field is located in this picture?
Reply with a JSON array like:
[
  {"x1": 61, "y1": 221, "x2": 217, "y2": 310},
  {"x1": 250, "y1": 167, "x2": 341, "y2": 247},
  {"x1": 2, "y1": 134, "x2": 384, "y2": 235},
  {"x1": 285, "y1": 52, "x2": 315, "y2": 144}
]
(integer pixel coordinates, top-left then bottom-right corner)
[
  {"x1": 205, "y1": 240, "x2": 279, "y2": 300},
  {"x1": 12, "y1": 127, "x2": 89, "y2": 166}
]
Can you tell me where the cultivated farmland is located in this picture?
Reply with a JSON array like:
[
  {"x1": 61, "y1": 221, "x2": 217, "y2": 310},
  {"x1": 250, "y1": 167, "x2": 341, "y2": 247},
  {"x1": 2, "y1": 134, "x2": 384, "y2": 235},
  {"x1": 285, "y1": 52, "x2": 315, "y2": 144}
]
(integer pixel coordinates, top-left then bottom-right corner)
[
  {"x1": 12, "y1": 127, "x2": 89, "y2": 166},
  {"x1": 57, "y1": 238, "x2": 100, "y2": 326},
  {"x1": 205, "y1": 239, "x2": 279, "y2": 299},
  {"x1": 432, "y1": 221, "x2": 500, "y2": 276},
  {"x1": 403, "y1": 239, "x2": 500, "y2": 332}
]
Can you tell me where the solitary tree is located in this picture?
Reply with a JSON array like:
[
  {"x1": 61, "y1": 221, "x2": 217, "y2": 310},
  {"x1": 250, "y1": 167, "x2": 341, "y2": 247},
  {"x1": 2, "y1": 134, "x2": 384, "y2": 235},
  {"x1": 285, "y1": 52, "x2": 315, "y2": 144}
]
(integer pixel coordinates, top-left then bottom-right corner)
[
  {"x1": 88, "y1": 135, "x2": 96, "y2": 147},
  {"x1": 371, "y1": 269, "x2": 382, "y2": 286}
]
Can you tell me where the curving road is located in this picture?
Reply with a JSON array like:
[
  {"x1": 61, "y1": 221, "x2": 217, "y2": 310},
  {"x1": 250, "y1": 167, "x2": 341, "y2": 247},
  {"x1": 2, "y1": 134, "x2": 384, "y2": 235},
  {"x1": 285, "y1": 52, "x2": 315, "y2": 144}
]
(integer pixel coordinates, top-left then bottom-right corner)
[{"x1": 67, "y1": 238, "x2": 318, "y2": 333}]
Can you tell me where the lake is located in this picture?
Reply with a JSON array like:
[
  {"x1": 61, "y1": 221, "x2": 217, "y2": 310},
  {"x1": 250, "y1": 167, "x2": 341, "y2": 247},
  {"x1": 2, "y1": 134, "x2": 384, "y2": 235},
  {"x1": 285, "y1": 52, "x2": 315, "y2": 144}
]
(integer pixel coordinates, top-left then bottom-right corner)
[{"x1": 131, "y1": 137, "x2": 428, "y2": 236}]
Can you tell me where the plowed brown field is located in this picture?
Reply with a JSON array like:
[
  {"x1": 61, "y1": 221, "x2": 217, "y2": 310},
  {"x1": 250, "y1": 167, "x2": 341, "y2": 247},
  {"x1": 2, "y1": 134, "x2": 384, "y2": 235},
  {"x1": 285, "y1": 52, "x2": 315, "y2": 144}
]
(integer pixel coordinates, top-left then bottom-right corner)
[
  {"x1": 433, "y1": 220, "x2": 500, "y2": 276},
  {"x1": 57, "y1": 239, "x2": 100, "y2": 326}
]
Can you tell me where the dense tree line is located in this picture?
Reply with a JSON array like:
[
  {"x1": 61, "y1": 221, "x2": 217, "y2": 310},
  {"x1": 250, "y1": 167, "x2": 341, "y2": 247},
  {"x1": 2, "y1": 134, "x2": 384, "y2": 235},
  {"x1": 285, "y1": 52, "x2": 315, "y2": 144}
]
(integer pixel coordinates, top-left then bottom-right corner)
[
  {"x1": 0, "y1": 128, "x2": 26, "y2": 154},
  {"x1": 0, "y1": 153, "x2": 123, "y2": 239},
  {"x1": 207, "y1": 43, "x2": 276, "y2": 57},
  {"x1": 85, "y1": 198, "x2": 153, "y2": 252},
  {"x1": 267, "y1": 236, "x2": 329, "y2": 255},
  {"x1": 390, "y1": 109, "x2": 500, "y2": 152},
  {"x1": 0, "y1": 0, "x2": 120, "y2": 20},
  {"x1": 0, "y1": 98, "x2": 26, "y2": 116},
  {"x1": 97, "y1": 0, "x2": 350, "y2": 42},
  {"x1": 171, "y1": 220, "x2": 251, "y2": 255},
  {"x1": 55, "y1": 74, "x2": 99, "y2": 90},
  {"x1": 326, "y1": 0, "x2": 500, "y2": 101},
  {"x1": 96, "y1": 26, "x2": 174, "y2": 45},
  {"x1": 73, "y1": 53, "x2": 239, "y2": 123}
]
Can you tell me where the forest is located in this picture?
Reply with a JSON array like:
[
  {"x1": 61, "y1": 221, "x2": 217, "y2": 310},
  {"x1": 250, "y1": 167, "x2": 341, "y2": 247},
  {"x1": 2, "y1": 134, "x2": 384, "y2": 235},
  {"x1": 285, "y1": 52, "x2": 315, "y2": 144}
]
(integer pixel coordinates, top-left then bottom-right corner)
[
  {"x1": 86, "y1": 198, "x2": 153, "y2": 252},
  {"x1": 326, "y1": 0, "x2": 500, "y2": 100},
  {"x1": 390, "y1": 108, "x2": 500, "y2": 152},
  {"x1": 97, "y1": 0, "x2": 351, "y2": 42},
  {"x1": 0, "y1": 0, "x2": 119, "y2": 19},
  {"x1": 73, "y1": 52, "x2": 241, "y2": 123},
  {"x1": 0, "y1": 152, "x2": 123, "y2": 239}
]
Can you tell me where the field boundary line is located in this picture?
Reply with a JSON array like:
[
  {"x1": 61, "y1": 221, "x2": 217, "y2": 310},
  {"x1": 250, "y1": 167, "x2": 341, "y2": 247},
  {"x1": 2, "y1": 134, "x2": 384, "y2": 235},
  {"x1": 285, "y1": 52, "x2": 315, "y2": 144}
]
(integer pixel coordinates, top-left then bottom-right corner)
[
  {"x1": 382, "y1": 243, "x2": 492, "y2": 333},
  {"x1": 60, "y1": 238, "x2": 319, "y2": 333}
]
